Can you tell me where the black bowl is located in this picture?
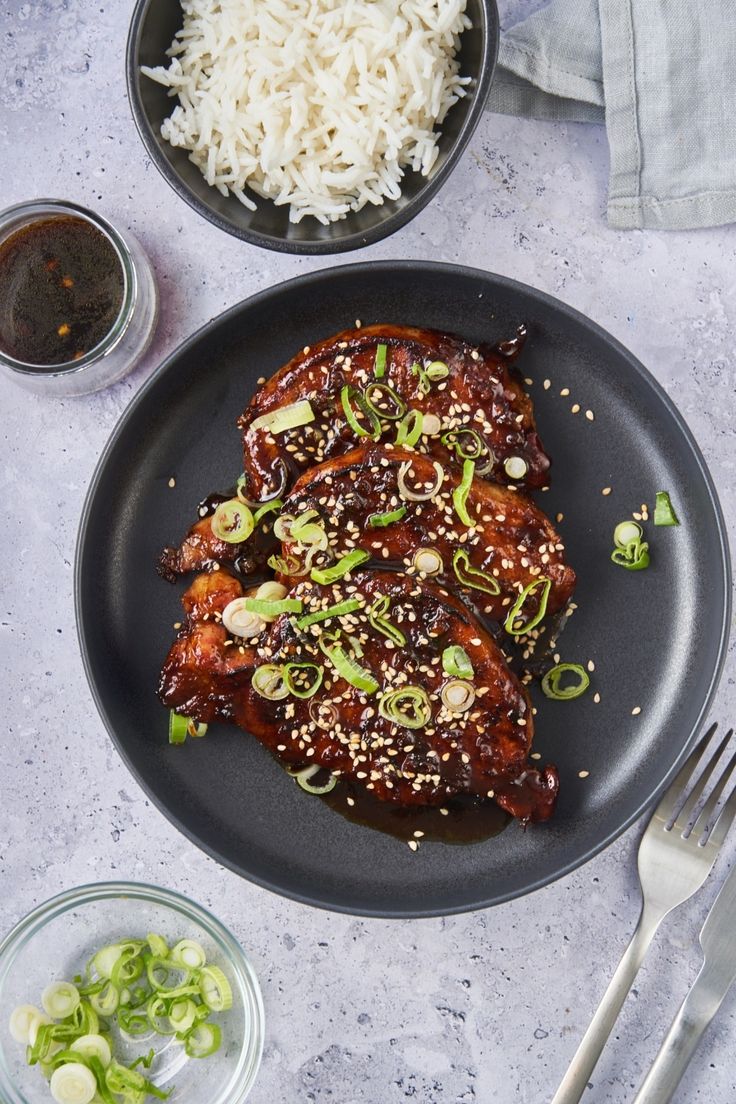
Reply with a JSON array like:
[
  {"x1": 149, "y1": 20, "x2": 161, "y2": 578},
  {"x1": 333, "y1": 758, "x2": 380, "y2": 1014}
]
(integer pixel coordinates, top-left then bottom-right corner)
[{"x1": 125, "y1": 0, "x2": 499, "y2": 254}]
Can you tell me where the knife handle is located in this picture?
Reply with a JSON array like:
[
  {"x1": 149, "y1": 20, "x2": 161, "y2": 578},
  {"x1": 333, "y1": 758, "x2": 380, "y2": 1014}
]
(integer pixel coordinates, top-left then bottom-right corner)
[
  {"x1": 632, "y1": 963, "x2": 723, "y2": 1104},
  {"x1": 551, "y1": 902, "x2": 664, "y2": 1104}
]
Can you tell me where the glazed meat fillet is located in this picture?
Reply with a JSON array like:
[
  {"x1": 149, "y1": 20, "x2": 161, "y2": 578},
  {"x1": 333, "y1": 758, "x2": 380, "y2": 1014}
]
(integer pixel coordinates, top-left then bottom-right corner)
[
  {"x1": 237, "y1": 323, "x2": 551, "y2": 502},
  {"x1": 273, "y1": 443, "x2": 575, "y2": 624},
  {"x1": 159, "y1": 569, "x2": 559, "y2": 823}
]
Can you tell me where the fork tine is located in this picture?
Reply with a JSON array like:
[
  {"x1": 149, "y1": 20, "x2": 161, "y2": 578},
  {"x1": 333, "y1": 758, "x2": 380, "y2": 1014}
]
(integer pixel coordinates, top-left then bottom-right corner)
[
  {"x1": 673, "y1": 728, "x2": 734, "y2": 834},
  {"x1": 704, "y1": 771, "x2": 736, "y2": 851},
  {"x1": 690, "y1": 737, "x2": 736, "y2": 840},
  {"x1": 653, "y1": 722, "x2": 718, "y2": 823}
]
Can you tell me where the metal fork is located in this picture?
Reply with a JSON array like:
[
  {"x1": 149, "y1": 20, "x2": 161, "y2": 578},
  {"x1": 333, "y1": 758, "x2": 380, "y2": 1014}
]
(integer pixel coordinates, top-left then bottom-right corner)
[{"x1": 551, "y1": 722, "x2": 736, "y2": 1104}]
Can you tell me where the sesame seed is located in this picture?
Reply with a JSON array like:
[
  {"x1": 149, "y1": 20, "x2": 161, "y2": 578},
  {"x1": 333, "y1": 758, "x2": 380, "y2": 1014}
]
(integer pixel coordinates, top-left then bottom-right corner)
[
  {"x1": 602, "y1": 486, "x2": 612, "y2": 496},
  {"x1": 632, "y1": 706, "x2": 642, "y2": 715},
  {"x1": 355, "y1": 319, "x2": 362, "y2": 328},
  {"x1": 543, "y1": 379, "x2": 551, "y2": 390},
  {"x1": 440, "y1": 807, "x2": 449, "y2": 816},
  {"x1": 578, "y1": 770, "x2": 590, "y2": 779},
  {"x1": 556, "y1": 512, "x2": 564, "y2": 523},
  {"x1": 173, "y1": 621, "x2": 181, "y2": 629},
  {"x1": 571, "y1": 404, "x2": 580, "y2": 414},
  {"x1": 593, "y1": 692, "x2": 601, "y2": 703},
  {"x1": 408, "y1": 840, "x2": 418, "y2": 851},
  {"x1": 586, "y1": 410, "x2": 594, "y2": 421},
  {"x1": 560, "y1": 387, "x2": 570, "y2": 397},
  {"x1": 587, "y1": 660, "x2": 595, "y2": 672},
  {"x1": 168, "y1": 477, "x2": 176, "y2": 488},
  {"x1": 530, "y1": 752, "x2": 541, "y2": 760},
  {"x1": 413, "y1": 830, "x2": 424, "y2": 838},
  {"x1": 524, "y1": 377, "x2": 533, "y2": 386}
]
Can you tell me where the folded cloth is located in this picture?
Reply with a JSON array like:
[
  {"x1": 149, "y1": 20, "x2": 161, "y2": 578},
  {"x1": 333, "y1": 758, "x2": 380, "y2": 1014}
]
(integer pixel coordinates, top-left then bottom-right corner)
[{"x1": 486, "y1": 0, "x2": 736, "y2": 230}]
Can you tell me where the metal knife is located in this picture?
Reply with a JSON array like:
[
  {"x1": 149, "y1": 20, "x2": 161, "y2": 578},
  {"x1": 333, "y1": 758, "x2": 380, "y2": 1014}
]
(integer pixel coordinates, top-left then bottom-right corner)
[{"x1": 632, "y1": 859, "x2": 736, "y2": 1104}]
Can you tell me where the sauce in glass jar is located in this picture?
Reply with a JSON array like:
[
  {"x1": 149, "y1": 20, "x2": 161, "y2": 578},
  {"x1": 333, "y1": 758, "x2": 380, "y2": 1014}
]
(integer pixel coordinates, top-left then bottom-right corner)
[{"x1": 0, "y1": 216, "x2": 125, "y2": 366}]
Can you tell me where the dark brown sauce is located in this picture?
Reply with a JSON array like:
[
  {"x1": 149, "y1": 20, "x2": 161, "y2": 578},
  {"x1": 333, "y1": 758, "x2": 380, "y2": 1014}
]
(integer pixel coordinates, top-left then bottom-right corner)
[
  {"x1": 319, "y1": 777, "x2": 510, "y2": 844},
  {"x1": 0, "y1": 215, "x2": 124, "y2": 366}
]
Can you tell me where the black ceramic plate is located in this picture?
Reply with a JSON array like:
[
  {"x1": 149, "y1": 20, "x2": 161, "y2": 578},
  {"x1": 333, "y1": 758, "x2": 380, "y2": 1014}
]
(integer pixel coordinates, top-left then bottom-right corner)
[{"x1": 76, "y1": 262, "x2": 731, "y2": 917}]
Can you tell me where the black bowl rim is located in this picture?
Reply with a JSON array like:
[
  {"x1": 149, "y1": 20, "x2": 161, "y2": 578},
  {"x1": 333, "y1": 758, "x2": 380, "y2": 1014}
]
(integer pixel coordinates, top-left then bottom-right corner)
[
  {"x1": 75, "y1": 260, "x2": 732, "y2": 917},
  {"x1": 125, "y1": 0, "x2": 500, "y2": 255}
]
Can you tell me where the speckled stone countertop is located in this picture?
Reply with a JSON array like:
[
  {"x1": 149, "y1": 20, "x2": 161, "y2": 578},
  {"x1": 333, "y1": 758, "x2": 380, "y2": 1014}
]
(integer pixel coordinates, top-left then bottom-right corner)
[{"x1": 2, "y1": 0, "x2": 736, "y2": 1101}]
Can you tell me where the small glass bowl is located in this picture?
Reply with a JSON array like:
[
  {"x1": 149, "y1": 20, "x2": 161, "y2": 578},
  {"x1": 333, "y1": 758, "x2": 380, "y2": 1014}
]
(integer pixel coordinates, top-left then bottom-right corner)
[
  {"x1": 0, "y1": 882, "x2": 264, "y2": 1104},
  {"x1": 0, "y1": 200, "x2": 158, "y2": 396}
]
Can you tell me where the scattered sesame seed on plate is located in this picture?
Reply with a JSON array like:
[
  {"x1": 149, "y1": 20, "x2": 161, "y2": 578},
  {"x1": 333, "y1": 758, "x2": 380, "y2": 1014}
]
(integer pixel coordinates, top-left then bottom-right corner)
[
  {"x1": 543, "y1": 379, "x2": 551, "y2": 390},
  {"x1": 556, "y1": 512, "x2": 564, "y2": 523},
  {"x1": 173, "y1": 621, "x2": 181, "y2": 629},
  {"x1": 587, "y1": 660, "x2": 595, "y2": 672},
  {"x1": 571, "y1": 403, "x2": 580, "y2": 414},
  {"x1": 168, "y1": 477, "x2": 176, "y2": 488},
  {"x1": 530, "y1": 752, "x2": 541, "y2": 760},
  {"x1": 560, "y1": 387, "x2": 570, "y2": 396},
  {"x1": 524, "y1": 377, "x2": 533, "y2": 386},
  {"x1": 578, "y1": 770, "x2": 590, "y2": 779},
  {"x1": 413, "y1": 830, "x2": 424, "y2": 838},
  {"x1": 257, "y1": 376, "x2": 266, "y2": 385},
  {"x1": 408, "y1": 839, "x2": 418, "y2": 851},
  {"x1": 602, "y1": 486, "x2": 612, "y2": 496},
  {"x1": 439, "y1": 807, "x2": 449, "y2": 816},
  {"x1": 632, "y1": 706, "x2": 642, "y2": 715},
  {"x1": 585, "y1": 410, "x2": 594, "y2": 421},
  {"x1": 355, "y1": 319, "x2": 362, "y2": 328},
  {"x1": 593, "y1": 692, "x2": 601, "y2": 703}
]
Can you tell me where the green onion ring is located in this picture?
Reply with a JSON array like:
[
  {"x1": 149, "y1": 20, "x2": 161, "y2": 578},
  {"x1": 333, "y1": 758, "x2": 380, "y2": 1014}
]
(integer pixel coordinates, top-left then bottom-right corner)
[
  {"x1": 452, "y1": 459, "x2": 476, "y2": 526},
  {"x1": 283, "y1": 662, "x2": 324, "y2": 699},
  {"x1": 362, "y1": 382, "x2": 406, "y2": 421},
  {"x1": 613, "y1": 520, "x2": 643, "y2": 548},
  {"x1": 341, "y1": 384, "x2": 381, "y2": 439},
  {"x1": 442, "y1": 645, "x2": 474, "y2": 679},
  {"x1": 395, "y1": 410, "x2": 423, "y2": 447},
  {"x1": 504, "y1": 577, "x2": 552, "y2": 636},
  {"x1": 211, "y1": 499, "x2": 254, "y2": 543},
  {"x1": 368, "y1": 505, "x2": 407, "y2": 528},
  {"x1": 452, "y1": 550, "x2": 500, "y2": 596},
  {"x1": 310, "y1": 549, "x2": 370, "y2": 584},
  {"x1": 425, "y1": 360, "x2": 449, "y2": 381},
  {"x1": 252, "y1": 664, "x2": 289, "y2": 700},
  {"x1": 611, "y1": 541, "x2": 650, "y2": 570},
  {"x1": 378, "y1": 686, "x2": 432, "y2": 729},
  {"x1": 252, "y1": 499, "x2": 284, "y2": 526},
  {"x1": 295, "y1": 764, "x2": 338, "y2": 795},
  {"x1": 441, "y1": 427, "x2": 486, "y2": 461},
  {"x1": 411, "y1": 361, "x2": 431, "y2": 394},
  {"x1": 654, "y1": 490, "x2": 679, "y2": 526},
  {"x1": 368, "y1": 594, "x2": 407, "y2": 646},
  {"x1": 541, "y1": 663, "x2": 590, "y2": 700}
]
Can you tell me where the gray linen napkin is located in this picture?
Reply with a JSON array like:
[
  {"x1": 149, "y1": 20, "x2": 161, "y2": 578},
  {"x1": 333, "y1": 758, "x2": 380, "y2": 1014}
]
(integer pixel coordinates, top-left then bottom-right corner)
[{"x1": 487, "y1": 0, "x2": 736, "y2": 230}]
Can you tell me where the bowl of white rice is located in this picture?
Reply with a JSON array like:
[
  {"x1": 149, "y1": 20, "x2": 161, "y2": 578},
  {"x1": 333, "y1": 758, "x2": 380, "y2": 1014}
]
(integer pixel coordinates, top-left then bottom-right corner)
[{"x1": 126, "y1": 0, "x2": 498, "y2": 253}]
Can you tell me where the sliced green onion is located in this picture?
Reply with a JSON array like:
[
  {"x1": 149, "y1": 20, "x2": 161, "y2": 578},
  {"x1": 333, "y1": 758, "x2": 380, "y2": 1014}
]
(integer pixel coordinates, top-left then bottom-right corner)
[
  {"x1": 146, "y1": 934, "x2": 169, "y2": 958},
  {"x1": 421, "y1": 413, "x2": 442, "y2": 437},
  {"x1": 184, "y1": 1022, "x2": 221, "y2": 1059},
  {"x1": 442, "y1": 646, "x2": 473, "y2": 679},
  {"x1": 363, "y1": 382, "x2": 405, "y2": 421},
  {"x1": 411, "y1": 360, "x2": 431, "y2": 394},
  {"x1": 198, "y1": 966, "x2": 233, "y2": 1013},
  {"x1": 243, "y1": 596, "x2": 303, "y2": 618},
  {"x1": 326, "y1": 645, "x2": 379, "y2": 694},
  {"x1": 412, "y1": 548, "x2": 443, "y2": 576},
  {"x1": 310, "y1": 549, "x2": 370, "y2": 583},
  {"x1": 541, "y1": 663, "x2": 590, "y2": 700},
  {"x1": 93, "y1": 942, "x2": 142, "y2": 981},
  {"x1": 296, "y1": 597, "x2": 363, "y2": 629},
  {"x1": 397, "y1": 459, "x2": 443, "y2": 501},
  {"x1": 613, "y1": 520, "x2": 643, "y2": 548},
  {"x1": 503, "y1": 456, "x2": 528, "y2": 481},
  {"x1": 170, "y1": 940, "x2": 206, "y2": 971},
  {"x1": 251, "y1": 399, "x2": 314, "y2": 435},
  {"x1": 42, "y1": 983, "x2": 80, "y2": 1021},
  {"x1": 169, "y1": 710, "x2": 207, "y2": 745},
  {"x1": 395, "y1": 410, "x2": 423, "y2": 447},
  {"x1": 88, "y1": 981, "x2": 119, "y2": 1018},
  {"x1": 504, "y1": 577, "x2": 552, "y2": 636},
  {"x1": 368, "y1": 594, "x2": 407, "y2": 647},
  {"x1": 49, "y1": 1061, "x2": 96, "y2": 1104},
  {"x1": 130, "y1": 1048, "x2": 156, "y2": 1071},
  {"x1": 283, "y1": 662, "x2": 324, "y2": 699},
  {"x1": 441, "y1": 427, "x2": 486, "y2": 461},
  {"x1": 368, "y1": 505, "x2": 407, "y2": 528},
  {"x1": 168, "y1": 998, "x2": 197, "y2": 1034},
  {"x1": 146, "y1": 994, "x2": 176, "y2": 1036},
  {"x1": 289, "y1": 509, "x2": 324, "y2": 543},
  {"x1": 211, "y1": 499, "x2": 254, "y2": 544},
  {"x1": 611, "y1": 542, "x2": 650, "y2": 570},
  {"x1": 378, "y1": 686, "x2": 431, "y2": 729},
  {"x1": 9, "y1": 1006, "x2": 45, "y2": 1046},
  {"x1": 425, "y1": 360, "x2": 449, "y2": 381},
  {"x1": 440, "y1": 679, "x2": 476, "y2": 712},
  {"x1": 69, "y1": 1032, "x2": 113, "y2": 1068},
  {"x1": 222, "y1": 597, "x2": 265, "y2": 638},
  {"x1": 268, "y1": 552, "x2": 302, "y2": 576},
  {"x1": 452, "y1": 459, "x2": 476, "y2": 526},
  {"x1": 452, "y1": 549, "x2": 500, "y2": 596},
  {"x1": 341, "y1": 384, "x2": 380, "y2": 439},
  {"x1": 117, "y1": 1007, "x2": 151, "y2": 1036},
  {"x1": 252, "y1": 664, "x2": 289, "y2": 700},
  {"x1": 295, "y1": 765, "x2": 338, "y2": 795},
  {"x1": 654, "y1": 490, "x2": 679, "y2": 526},
  {"x1": 374, "y1": 342, "x2": 387, "y2": 378}
]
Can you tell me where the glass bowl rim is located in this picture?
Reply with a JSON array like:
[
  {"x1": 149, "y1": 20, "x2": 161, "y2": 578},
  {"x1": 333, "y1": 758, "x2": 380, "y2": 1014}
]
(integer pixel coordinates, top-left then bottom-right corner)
[{"x1": 0, "y1": 880, "x2": 264, "y2": 1104}]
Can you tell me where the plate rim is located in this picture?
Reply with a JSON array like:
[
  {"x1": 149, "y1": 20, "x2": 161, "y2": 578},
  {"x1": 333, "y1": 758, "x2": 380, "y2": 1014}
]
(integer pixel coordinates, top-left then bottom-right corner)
[{"x1": 74, "y1": 260, "x2": 732, "y2": 917}]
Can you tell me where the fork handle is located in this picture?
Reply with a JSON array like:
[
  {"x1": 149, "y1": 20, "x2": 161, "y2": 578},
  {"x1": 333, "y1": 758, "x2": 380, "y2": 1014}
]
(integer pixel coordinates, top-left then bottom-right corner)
[
  {"x1": 632, "y1": 963, "x2": 723, "y2": 1104},
  {"x1": 550, "y1": 902, "x2": 664, "y2": 1104}
]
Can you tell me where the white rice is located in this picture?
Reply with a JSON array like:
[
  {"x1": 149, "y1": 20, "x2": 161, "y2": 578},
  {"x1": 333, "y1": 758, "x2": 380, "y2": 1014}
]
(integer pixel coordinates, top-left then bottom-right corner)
[{"x1": 141, "y1": 0, "x2": 471, "y2": 224}]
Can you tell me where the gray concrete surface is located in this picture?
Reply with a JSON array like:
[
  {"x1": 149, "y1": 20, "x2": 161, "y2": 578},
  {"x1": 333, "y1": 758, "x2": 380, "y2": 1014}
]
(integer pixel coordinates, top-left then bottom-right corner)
[{"x1": 2, "y1": 0, "x2": 736, "y2": 1100}]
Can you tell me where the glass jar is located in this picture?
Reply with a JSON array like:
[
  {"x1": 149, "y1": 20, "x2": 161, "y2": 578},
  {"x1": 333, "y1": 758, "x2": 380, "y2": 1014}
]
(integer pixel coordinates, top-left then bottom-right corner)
[{"x1": 0, "y1": 199, "x2": 158, "y2": 396}]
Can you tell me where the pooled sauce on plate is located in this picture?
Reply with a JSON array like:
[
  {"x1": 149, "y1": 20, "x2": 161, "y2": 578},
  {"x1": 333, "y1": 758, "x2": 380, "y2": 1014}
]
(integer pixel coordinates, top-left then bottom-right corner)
[{"x1": 0, "y1": 215, "x2": 124, "y2": 366}]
